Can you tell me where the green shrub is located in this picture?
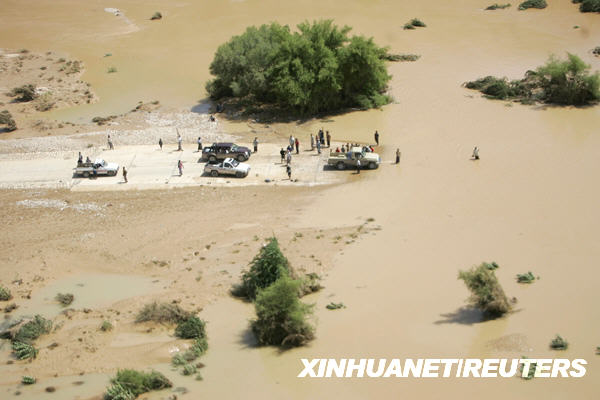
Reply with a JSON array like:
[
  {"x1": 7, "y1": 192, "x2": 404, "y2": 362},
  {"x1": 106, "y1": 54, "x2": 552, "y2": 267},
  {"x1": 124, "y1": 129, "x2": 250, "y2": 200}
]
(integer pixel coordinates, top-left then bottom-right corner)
[
  {"x1": 326, "y1": 302, "x2": 345, "y2": 310},
  {"x1": 516, "y1": 271, "x2": 536, "y2": 283},
  {"x1": 35, "y1": 93, "x2": 55, "y2": 111},
  {"x1": 0, "y1": 110, "x2": 17, "y2": 131},
  {"x1": 21, "y1": 376, "x2": 36, "y2": 385},
  {"x1": 251, "y1": 276, "x2": 314, "y2": 347},
  {"x1": 486, "y1": 3, "x2": 511, "y2": 9},
  {"x1": 135, "y1": 302, "x2": 192, "y2": 324},
  {"x1": 106, "y1": 370, "x2": 172, "y2": 400},
  {"x1": 100, "y1": 320, "x2": 113, "y2": 332},
  {"x1": 55, "y1": 293, "x2": 74, "y2": 306},
  {"x1": 298, "y1": 272, "x2": 323, "y2": 296},
  {"x1": 107, "y1": 66, "x2": 117, "y2": 73},
  {"x1": 182, "y1": 364, "x2": 197, "y2": 376},
  {"x1": 573, "y1": 0, "x2": 600, "y2": 12},
  {"x1": 171, "y1": 353, "x2": 186, "y2": 366},
  {"x1": 0, "y1": 286, "x2": 12, "y2": 301},
  {"x1": 381, "y1": 53, "x2": 420, "y2": 62},
  {"x1": 518, "y1": 0, "x2": 547, "y2": 10},
  {"x1": 14, "y1": 315, "x2": 52, "y2": 344},
  {"x1": 410, "y1": 18, "x2": 426, "y2": 27},
  {"x1": 9, "y1": 84, "x2": 36, "y2": 102},
  {"x1": 175, "y1": 316, "x2": 206, "y2": 339},
  {"x1": 151, "y1": 12, "x2": 162, "y2": 20},
  {"x1": 550, "y1": 334, "x2": 568, "y2": 350},
  {"x1": 12, "y1": 341, "x2": 38, "y2": 360},
  {"x1": 235, "y1": 237, "x2": 290, "y2": 300},
  {"x1": 206, "y1": 20, "x2": 392, "y2": 115},
  {"x1": 403, "y1": 23, "x2": 416, "y2": 30},
  {"x1": 458, "y1": 262, "x2": 511, "y2": 317}
]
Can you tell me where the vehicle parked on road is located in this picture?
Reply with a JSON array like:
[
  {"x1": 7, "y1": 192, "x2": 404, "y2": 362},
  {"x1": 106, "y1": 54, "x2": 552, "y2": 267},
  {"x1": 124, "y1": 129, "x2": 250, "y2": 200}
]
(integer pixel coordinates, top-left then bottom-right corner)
[
  {"x1": 74, "y1": 159, "x2": 119, "y2": 178},
  {"x1": 203, "y1": 157, "x2": 250, "y2": 178},
  {"x1": 327, "y1": 147, "x2": 381, "y2": 170},
  {"x1": 202, "y1": 142, "x2": 251, "y2": 163}
]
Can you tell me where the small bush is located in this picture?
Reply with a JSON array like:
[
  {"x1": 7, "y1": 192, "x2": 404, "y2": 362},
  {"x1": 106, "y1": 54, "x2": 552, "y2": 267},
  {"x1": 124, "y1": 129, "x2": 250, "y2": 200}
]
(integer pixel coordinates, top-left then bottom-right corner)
[
  {"x1": 135, "y1": 302, "x2": 192, "y2": 324},
  {"x1": 106, "y1": 370, "x2": 172, "y2": 400},
  {"x1": 573, "y1": 0, "x2": 600, "y2": 13},
  {"x1": 550, "y1": 334, "x2": 569, "y2": 350},
  {"x1": 172, "y1": 353, "x2": 186, "y2": 366},
  {"x1": 410, "y1": 18, "x2": 426, "y2": 27},
  {"x1": 326, "y1": 302, "x2": 345, "y2": 310},
  {"x1": 0, "y1": 110, "x2": 17, "y2": 131},
  {"x1": 298, "y1": 273, "x2": 323, "y2": 296},
  {"x1": 251, "y1": 276, "x2": 314, "y2": 347},
  {"x1": 486, "y1": 3, "x2": 511, "y2": 9},
  {"x1": 22, "y1": 376, "x2": 36, "y2": 385},
  {"x1": 12, "y1": 341, "x2": 38, "y2": 360},
  {"x1": 55, "y1": 293, "x2": 74, "y2": 306},
  {"x1": 458, "y1": 262, "x2": 511, "y2": 317},
  {"x1": 107, "y1": 66, "x2": 117, "y2": 73},
  {"x1": 235, "y1": 237, "x2": 290, "y2": 300},
  {"x1": 403, "y1": 23, "x2": 415, "y2": 30},
  {"x1": 518, "y1": 0, "x2": 547, "y2": 10},
  {"x1": 381, "y1": 53, "x2": 420, "y2": 62},
  {"x1": 9, "y1": 84, "x2": 36, "y2": 102},
  {"x1": 175, "y1": 316, "x2": 206, "y2": 339},
  {"x1": 151, "y1": 12, "x2": 163, "y2": 20},
  {"x1": 14, "y1": 315, "x2": 52, "y2": 344},
  {"x1": 35, "y1": 93, "x2": 55, "y2": 112},
  {"x1": 516, "y1": 271, "x2": 536, "y2": 283},
  {"x1": 182, "y1": 364, "x2": 197, "y2": 376},
  {"x1": 100, "y1": 320, "x2": 113, "y2": 332},
  {"x1": 0, "y1": 286, "x2": 12, "y2": 301}
]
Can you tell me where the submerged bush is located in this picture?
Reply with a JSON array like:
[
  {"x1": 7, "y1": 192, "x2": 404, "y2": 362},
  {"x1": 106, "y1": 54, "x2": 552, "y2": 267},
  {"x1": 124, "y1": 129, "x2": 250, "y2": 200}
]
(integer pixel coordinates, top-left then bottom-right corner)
[
  {"x1": 105, "y1": 369, "x2": 172, "y2": 400},
  {"x1": 251, "y1": 276, "x2": 314, "y2": 347},
  {"x1": 55, "y1": 293, "x2": 74, "y2": 306},
  {"x1": 0, "y1": 285, "x2": 12, "y2": 301},
  {"x1": 518, "y1": 0, "x2": 547, "y2": 9},
  {"x1": 550, "y1": 335, "x2": 569, "y2": 350},
  {"x1": 21, "y1": 376, "x2": 36, "y2": 385},
  {"x1": 175, "y1": 316, "x2": 206, "y2": 339},
  {"x1": 465, "y1": 53, "x2": 600, "y2": 105},
  {"x1": 100, "y1": 320, "x2": 113, "y2": 332},
  {"x1": 135, "y1": 302, "x2": 192, "y2": 324},
  {"x1": 12, "y1": 341, "x2": 38, "y2": 360},
  {"x1": 409, "y1": 18, "x2": 426, "y2": 27},
  {"x1": 458, "y1": 262, "x2": 511, "y2": 317},
  {"x1": 516, "y1": 271, "x2": 536, "y2": 283},
  {"x1": 381, "y1": 53, "x2": 420, "y2": 62},
  {"x1": 14, "y1": 315, "x2": 52, "y2": 344},
  {"x1": 0, "y1": 110, "x2": 17, "y2": 131},
  {"x1": 150, "y1": 11, "x2": 162, "y2": 20},
  {"x1": 573, "y1": 0, "x2": 600, "y2": 13},
  {"x1": 206, "y1": 20, "x2": 392, "y2": 115},
  {"x1": 486, "y1": 3, "x2": 511, "y2": 9},
  {"x1": 234, "y1": 237, "x2": 290, "y2": 300}
]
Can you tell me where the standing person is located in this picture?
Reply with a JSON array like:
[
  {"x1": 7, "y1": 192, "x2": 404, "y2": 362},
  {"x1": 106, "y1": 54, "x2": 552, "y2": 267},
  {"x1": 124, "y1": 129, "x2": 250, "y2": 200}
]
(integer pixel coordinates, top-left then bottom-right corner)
[
  {"x1": 326, "y1": 131, "x2": 331, "y2": 148},
  {"x1": 286, "y1": 164, "x2": 292, "y2": 180},
  {"x1": 197, "y1": 136, "x2": 202, "y2": 152},
  {"x1": 280, "y1": 147, "x2": 285, "y2": 163},
  {"x1": 177, "y1": 130, "x2": 182, "y2": 151},
  {"x1": 177, "y1": 160, "x2": 183, "y2": 176},
  {"x1": 122, "y1": 166, "x2": 128, "y2": 183},
  {"x1": 472, "y1": 146, "x2": 480, "y2": 160},
  {"x1": 289, "y1": 135, "x2": 295, "y2": 150},
  {"x1": 295, "y1": 137, "x2": 299, "y2": 154},
  {"x1": 108, "y1": 134, "x2": 114, "y2": 150},
  {"x1": 77, "y1": 152, "x2": 83, "y2": 165},
  {"x1": 319, "y1": 128, "x2": 324, "y2": 145},
  {"x1": 253, "y1": 137, "x2": 258, "y2": 153},
  {"x1": 396, "y1": 148, "x2": 401, "y2": 164},
  {"x1": 310, "y1": 134, "x2": 315, "y2": 150},
  {"x1": 316, "y1": 139, "x2": 321, "y2": 154},
  {"x1": 286, "y1": 150, "x2": 292, "y2": 166},
  {"x1": 159, "y1": 138, "x2": 163, "y2": 150},
  {"x1": 356, "y1": 158, "x2": 361, "y2": 174},
  {"x1": 374, "y1": 130, "x2": 379, "y2": 146}
]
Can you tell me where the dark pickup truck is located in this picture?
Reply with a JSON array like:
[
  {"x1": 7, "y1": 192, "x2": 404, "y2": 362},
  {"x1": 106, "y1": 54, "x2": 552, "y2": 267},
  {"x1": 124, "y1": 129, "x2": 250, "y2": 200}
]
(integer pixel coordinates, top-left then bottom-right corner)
[{"x1": 202, "y1": 142, "x2": 251, "y2": 162}]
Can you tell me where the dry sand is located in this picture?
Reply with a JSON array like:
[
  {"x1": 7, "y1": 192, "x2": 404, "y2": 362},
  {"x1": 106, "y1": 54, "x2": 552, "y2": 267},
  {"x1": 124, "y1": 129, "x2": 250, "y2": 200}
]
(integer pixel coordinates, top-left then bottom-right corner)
[{"x1": 0, "y1": 0, "x2": 599, "y2": 399}]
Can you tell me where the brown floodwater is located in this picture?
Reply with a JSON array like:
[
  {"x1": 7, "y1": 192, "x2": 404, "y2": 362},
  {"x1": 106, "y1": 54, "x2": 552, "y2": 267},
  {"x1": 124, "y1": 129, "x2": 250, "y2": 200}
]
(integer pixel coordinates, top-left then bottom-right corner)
[{"x1": 1, "y1": 0, "x2": 599, "y2": 399}]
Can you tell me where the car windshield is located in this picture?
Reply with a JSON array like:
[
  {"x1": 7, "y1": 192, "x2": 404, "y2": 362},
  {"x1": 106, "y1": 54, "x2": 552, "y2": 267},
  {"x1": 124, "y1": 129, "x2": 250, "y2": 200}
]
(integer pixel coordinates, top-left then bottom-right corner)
[
  {"x1": 230, "y1": 145, "x2": 238, "y2": 151},
  {"x1": 231, "y1": 160, "x2": 239, "y2": 167}
]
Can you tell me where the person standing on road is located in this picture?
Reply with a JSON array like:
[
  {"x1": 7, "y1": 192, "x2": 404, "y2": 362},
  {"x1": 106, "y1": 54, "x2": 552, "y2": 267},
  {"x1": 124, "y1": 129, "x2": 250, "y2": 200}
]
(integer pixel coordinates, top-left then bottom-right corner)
[
  {"x1": 286, "y1": 150, "x2": 292, "y2": 166},
  {"x1": 310, "y1": 134, "x2": 315, "y2": 150},
  {"x1": 295, "y1": 137, "x2": 299, "y2": 154},
  {"x1": 178, "y1": 160, "x2": 183, "y2": 176},
  {"x1": 356, "y1": 158, "x2": 361, "y2": 174},
  {"x1": 374, "y1": 131, "x2": 379, "y2": 146},
  {"x1": 197, "y1": 136, "x2": 202, "y2": 152},
  {"x1": 108, "y1": 134, "x2": 114, "y2": 150},
  {"x1": 122, "y1": 166, "x2": 128, "y2": 183},
  {"x1": 472, "y1": 146, "x2": 480, "y2": 160},
  {"x1": 177, "y1": 131, "x2": 183, "y2": 151},
  {"x1": 280, "y1": 147, "x2": 285, "y2": 163},
  {"x1": 159, "y1": 138, "x2": 163, "y2": 150},
  {"x1": 396, "y1": 148, "x2": 401, "y2": 164},
  {"x1": 77, "y1": 152, "x2": 83, "y2": 165},
  {"x1": 316, "y1": 139, "x2": 321, "y2": 154},
  {"x1": 289, "y1": 135, "x2": 295, "y2": 150},
  {"x1": 326, "y1": 131, "x2": 331, "y2": 148},
  {"x1": 253, "y1": 137, "x2": 259, "y2": 153},
  {"x1": 286, "y1": 164, "x2": 292, "y2": 180}
]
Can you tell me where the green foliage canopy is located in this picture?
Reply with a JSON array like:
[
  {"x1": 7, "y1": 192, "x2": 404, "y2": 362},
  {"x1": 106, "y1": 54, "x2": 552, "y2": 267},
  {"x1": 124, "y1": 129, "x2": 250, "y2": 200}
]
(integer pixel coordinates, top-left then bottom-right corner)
[{"x1": 206, "y1": 20, "x2": 392, "y2": 114}]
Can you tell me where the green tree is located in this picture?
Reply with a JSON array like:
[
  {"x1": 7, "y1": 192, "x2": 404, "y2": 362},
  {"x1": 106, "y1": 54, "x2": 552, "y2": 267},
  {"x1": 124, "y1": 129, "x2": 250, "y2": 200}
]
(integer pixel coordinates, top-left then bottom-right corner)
[
  {"x1": 458, "y1": 262, "x2": 511, "y2": 317},
  {"x1": 251, "y1": 276, "x2": 314, "y2": 347}
]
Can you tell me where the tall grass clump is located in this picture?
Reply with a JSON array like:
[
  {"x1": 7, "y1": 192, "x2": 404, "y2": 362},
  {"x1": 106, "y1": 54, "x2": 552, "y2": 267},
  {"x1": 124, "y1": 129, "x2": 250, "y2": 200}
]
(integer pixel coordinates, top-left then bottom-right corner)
[
  {"x1": 233, "y1": 237, "x2": 290, "y2": 300},
  {"x1": 206, "y1": 20, "x2": 392, "y2": 115},
  {"x1": 104, "y1": 370, "x2": 172, "y2": 400},
  {"x1": 251, "y1": 276, "x2": 314, "y2": 347},
  {"x1": 572, "y1": 0, "x2": 600, "y2": 13},
  {"x1": 458, "y1": 262, "x2": 511, "y2": 317},
  {"x1": 135, "y1": 302, "x2": 192, "y2": 324},
  {"x1": 518, "y1": 0, "x2": 547, "y2": 9}
]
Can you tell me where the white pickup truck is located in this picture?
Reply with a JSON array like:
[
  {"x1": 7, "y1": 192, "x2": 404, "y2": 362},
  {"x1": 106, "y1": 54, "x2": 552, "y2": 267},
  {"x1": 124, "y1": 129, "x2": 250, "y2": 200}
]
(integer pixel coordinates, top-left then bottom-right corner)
[
  {"x1": 203, "y1": 157, "x2": 250, "y2": 178},
  {"x1": 74, "y1": 159, "x2": 119, "y2": 178}
]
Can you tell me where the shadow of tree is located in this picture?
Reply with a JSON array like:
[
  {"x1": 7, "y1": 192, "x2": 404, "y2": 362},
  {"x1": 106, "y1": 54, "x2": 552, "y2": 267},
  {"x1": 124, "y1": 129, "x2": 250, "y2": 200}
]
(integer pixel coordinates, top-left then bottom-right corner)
[{"x1": 434, "y1": 307, "x2": 491, "y2": 325}]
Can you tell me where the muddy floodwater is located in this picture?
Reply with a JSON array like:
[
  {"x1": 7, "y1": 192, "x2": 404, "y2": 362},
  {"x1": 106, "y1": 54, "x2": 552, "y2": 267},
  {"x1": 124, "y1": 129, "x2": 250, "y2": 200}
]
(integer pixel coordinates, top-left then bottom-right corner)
[{"x1": 0, "y1": 0, "x2": 599, "y2": 399}]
